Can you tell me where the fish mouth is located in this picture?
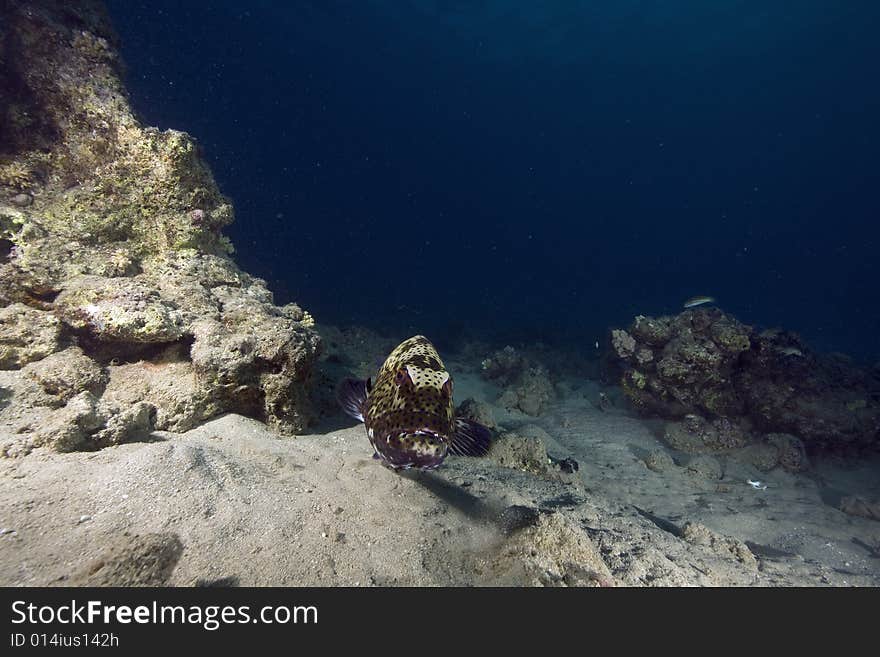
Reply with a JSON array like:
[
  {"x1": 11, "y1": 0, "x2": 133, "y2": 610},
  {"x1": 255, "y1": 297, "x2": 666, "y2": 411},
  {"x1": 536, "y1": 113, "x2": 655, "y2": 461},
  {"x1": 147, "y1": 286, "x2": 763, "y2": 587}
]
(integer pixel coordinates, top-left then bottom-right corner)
[
  {"x1": 397, "y1": 429, "x2": 448, "y2": 443},
  {"x1": 372, "y1": 428, "x2": 450, "y2": 470}
]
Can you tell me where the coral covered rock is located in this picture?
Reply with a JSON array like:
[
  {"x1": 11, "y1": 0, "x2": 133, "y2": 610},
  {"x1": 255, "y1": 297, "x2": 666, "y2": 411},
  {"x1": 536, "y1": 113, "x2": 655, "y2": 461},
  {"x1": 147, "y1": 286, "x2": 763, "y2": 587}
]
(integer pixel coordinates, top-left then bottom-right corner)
[
  {"x1": 737, "y1": 332, "x2": 879, "y2": 450},
  {"x1": 0, "y1": 0, "x2": 321, "y2": 450},
  {"x1": 664, "y1": 414, "x2": 751, "y2": 454},
  {"x1": 612, "y1": 308, "x2": 880, "y2": 451},
  {"x1": 22, "y1": 346, "x2": 107, "y2": 403},
  {"x1": 482, "y1": 346, "x2": 555, "y2": 416},
  {"x1": 456, "y1": 397, "x2": 498, "y2": 430},
  {"x1": 681, "y1": 522, "x2": 758, "y2": 569},
  {"x1": 0, "y1": 303, "x2": 62, "y2": 368},
  {"x1": 481, "y1": 345, "x2": 526, "y2": 386},
  {"x1": 55, "y1": 276, "x2": 186, "y2": 344},
  {"x1": 765, "y1": 433, "x2": 810, "y2": 473},
  {"x1": 27, "y1": 390, "x2": 156, "y2": 453}
]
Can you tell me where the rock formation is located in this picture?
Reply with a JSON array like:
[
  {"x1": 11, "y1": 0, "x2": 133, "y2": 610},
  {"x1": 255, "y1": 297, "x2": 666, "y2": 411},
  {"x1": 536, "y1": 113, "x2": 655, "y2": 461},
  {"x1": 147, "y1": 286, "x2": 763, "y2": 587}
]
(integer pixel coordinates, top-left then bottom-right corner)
[
  {"x1": 0, "y1": 0, "x2": 320, "y2": 456},
  {"x1": 611, "y1": 308, "x2": 880, "y2": 452}
]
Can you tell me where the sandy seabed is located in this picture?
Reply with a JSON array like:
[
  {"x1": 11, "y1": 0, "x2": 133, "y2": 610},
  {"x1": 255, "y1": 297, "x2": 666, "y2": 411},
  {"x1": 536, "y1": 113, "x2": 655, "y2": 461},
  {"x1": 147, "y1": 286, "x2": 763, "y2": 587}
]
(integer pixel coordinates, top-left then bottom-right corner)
[{"x1": 1, "y1": 368, "x2": 878, "y2": 587}]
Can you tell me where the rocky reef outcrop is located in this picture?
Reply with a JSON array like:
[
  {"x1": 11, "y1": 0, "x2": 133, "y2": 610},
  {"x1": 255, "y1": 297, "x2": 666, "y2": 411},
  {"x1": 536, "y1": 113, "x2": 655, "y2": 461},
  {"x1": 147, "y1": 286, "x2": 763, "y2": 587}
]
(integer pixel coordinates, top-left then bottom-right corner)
[
  {"x1": 480, "y1": 345, "x2": 555, "y2": 416},
  {"x1": 0, "y1": 1, "x2": 320, "y2": 455},
  {"x1": 611, "y1": 307, "x2": 880, "y2": 453}
]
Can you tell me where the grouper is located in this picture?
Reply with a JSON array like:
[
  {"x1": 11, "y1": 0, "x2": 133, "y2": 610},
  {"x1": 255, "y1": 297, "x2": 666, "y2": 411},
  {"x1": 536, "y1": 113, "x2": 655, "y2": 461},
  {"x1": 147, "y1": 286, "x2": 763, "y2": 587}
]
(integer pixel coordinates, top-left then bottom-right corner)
[{"x1": 337, "y1": 335, "x2": 492, "y2": 470}]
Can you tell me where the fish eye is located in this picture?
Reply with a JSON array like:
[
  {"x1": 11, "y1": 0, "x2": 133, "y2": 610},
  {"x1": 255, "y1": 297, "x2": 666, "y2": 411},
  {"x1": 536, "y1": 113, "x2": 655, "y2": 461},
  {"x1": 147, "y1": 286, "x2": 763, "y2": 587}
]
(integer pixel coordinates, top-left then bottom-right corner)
[{"x1": 394, "y1": 368, "x2": 410, "y2": 387}]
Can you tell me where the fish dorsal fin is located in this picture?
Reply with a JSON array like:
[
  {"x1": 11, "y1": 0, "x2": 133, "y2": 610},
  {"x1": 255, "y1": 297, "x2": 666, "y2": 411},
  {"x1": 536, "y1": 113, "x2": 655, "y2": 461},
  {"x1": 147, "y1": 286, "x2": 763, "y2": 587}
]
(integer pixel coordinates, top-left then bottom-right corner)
[
  {"x1": 449, "y1": 418, "x2": 493, "y2": 457},
  {"x1": 336, "y1": 378, "x2": 369, "y2": 423}
]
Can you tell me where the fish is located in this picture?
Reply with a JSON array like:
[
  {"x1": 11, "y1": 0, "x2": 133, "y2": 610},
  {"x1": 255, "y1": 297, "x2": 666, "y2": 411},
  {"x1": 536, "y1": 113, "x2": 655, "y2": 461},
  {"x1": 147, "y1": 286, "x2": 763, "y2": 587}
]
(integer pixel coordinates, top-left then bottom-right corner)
[
  {"x1": 336, "y1": 335, "x2": 492, "y2": 470},
  {"x1": 683, "y1": 295, "x2": 716, "y2": 309}
]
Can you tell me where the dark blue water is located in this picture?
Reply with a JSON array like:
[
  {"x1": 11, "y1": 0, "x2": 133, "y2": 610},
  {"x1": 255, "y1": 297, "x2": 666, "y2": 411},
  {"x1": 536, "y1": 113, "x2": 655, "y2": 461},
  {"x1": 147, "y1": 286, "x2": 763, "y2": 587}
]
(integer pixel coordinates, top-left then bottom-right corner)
[{"x1": 106, "y1": 1, "x2": 880, "y2": 362}]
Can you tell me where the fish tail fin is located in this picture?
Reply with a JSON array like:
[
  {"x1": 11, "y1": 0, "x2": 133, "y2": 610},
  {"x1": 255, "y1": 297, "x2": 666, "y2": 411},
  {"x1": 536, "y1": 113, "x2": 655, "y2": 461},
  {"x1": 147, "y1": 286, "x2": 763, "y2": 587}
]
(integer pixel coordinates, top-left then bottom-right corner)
[
  {"x1": 336, "y1": 378, "x2": 369, "y2": 422},
  {"x1": 449, "y1": 418, "x2": 492, "y2": 457}
]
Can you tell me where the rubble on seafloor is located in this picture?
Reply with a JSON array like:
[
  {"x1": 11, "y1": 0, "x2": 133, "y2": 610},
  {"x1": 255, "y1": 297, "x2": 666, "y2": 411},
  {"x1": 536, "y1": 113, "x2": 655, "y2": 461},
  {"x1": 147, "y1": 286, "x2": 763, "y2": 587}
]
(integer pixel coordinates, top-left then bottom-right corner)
[{"x1": 480, "y1": 345, "x2": 556, "y2": 416}]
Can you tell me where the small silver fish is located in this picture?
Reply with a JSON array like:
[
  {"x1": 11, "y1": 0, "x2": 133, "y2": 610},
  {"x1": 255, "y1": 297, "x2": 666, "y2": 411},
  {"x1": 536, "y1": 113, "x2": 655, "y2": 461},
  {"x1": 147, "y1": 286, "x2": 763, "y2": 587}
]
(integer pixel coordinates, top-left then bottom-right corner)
[{"x1": 683, "y1": 295, "x2": 716, "y2": 309}]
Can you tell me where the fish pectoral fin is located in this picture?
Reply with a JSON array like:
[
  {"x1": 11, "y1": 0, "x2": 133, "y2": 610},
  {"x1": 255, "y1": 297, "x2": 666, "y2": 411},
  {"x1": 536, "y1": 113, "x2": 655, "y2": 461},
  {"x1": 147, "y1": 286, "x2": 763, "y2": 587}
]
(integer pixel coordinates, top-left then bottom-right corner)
[
  {"x1": 336, "y1": 378, "x2": 368, "y2": 422},
  {"x1": 449, "y1": 418, "x2": 493, "y2": 457}
]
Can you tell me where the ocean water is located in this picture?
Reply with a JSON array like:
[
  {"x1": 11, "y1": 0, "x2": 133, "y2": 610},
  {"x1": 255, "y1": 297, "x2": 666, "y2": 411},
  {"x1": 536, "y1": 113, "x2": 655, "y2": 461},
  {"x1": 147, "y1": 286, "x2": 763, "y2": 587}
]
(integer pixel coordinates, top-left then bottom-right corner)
[{"x1": 106, "y1": 0, "x2": 880, "y2": 364}]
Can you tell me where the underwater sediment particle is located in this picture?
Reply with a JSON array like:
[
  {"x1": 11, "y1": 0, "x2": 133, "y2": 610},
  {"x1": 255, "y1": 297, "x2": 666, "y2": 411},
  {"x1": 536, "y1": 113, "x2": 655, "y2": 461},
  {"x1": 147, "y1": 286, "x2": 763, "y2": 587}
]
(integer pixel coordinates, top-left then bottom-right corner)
[{"x1": 0, "y1": 303, "x2": 62, "y2": 369}]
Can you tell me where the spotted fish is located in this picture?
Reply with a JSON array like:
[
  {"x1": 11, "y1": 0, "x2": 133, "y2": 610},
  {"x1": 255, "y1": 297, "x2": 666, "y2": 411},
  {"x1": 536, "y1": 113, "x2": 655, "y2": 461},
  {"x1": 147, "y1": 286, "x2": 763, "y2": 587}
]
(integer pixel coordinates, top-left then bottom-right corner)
[{"x1": 336, "y1": 335, "x2": 492, "y2": 470}]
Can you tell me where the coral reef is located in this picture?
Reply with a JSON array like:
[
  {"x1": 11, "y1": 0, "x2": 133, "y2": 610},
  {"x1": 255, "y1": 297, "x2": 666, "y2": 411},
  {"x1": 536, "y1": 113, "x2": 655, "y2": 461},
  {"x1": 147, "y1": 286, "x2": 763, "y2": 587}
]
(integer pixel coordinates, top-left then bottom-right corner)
[
  {"x1": 0, "y1": 0, "x2": 320, "y2": 453},
  {"x1": 612, "y1": 308, "x2": 880, "y2": 452}
]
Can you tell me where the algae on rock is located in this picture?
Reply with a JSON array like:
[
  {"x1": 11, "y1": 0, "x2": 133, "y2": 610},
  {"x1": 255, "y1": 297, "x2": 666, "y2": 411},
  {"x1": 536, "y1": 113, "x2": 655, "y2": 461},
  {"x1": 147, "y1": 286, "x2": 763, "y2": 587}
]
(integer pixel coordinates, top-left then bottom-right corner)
[
  {"x1": 611, "y1": 307, "x2": 880, "y2": 453},
  {"x1": 0, "y1": 0, "x2": 320, "y2": 454}
]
